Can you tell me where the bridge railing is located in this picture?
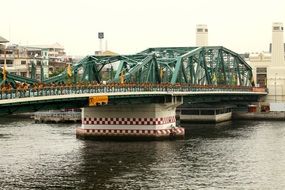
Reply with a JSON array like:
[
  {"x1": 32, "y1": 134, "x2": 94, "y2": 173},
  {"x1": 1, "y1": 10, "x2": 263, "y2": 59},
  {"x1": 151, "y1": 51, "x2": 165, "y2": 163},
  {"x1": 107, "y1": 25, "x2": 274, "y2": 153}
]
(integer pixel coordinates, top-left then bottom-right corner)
[{"x1": 0, "y1": 83, "x2": 266, "y2": 100}]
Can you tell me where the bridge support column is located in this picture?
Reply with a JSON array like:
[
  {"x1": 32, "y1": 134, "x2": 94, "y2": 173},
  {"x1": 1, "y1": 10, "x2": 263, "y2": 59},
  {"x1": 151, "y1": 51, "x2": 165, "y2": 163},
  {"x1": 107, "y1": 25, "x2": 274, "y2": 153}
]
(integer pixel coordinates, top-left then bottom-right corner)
[{"x1": 76, "y1": 97, "x2": 184, "y2": 140}]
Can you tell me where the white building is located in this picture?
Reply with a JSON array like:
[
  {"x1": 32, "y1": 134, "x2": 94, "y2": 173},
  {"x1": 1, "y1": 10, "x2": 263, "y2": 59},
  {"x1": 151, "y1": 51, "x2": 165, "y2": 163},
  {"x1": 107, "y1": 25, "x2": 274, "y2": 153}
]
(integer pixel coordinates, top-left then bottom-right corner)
[
  {"x1": 248, "y1": 22, "x2": 285, "y2": 102},
  {"x1": 196, "y1": 24, "x2": 208, "y2": 46},
  {"x1": 0, "y1": 41, "x2": 71, "y2": 80},
  {"x1": 27, "y1": 43, "x2": 66, "y2": 63},
  {"x1": 26, "y1": 43, "x2": 69, "y2": 73},
  {"x1": 0, "y1": 44, "x2": 49, "y2": 79}
]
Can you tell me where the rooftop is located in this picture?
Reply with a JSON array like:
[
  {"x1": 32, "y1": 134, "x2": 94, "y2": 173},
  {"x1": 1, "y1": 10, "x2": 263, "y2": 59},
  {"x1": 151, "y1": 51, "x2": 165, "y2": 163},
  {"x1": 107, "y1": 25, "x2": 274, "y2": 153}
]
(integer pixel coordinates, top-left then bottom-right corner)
[
  {"x1": 0, "y1": 36, "x2": 9, "y2": 43},
  {"x1": 25, "y1": 42, "x2": 64, "y2": 50}
]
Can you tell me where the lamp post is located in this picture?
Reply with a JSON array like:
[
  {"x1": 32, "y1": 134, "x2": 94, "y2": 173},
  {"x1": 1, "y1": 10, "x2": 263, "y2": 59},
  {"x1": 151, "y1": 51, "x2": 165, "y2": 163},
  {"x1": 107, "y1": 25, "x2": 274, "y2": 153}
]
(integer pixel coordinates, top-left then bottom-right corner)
[{"x1": 275, "y1": 73, "x2": 277, "y2": 102}]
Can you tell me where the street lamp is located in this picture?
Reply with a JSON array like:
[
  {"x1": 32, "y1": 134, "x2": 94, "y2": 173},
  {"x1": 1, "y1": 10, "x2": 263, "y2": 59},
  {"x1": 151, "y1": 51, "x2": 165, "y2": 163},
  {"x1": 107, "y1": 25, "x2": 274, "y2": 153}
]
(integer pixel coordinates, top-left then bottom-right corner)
[{"x1": 275, "y1": 73, "x2": 277, "y2": 102}]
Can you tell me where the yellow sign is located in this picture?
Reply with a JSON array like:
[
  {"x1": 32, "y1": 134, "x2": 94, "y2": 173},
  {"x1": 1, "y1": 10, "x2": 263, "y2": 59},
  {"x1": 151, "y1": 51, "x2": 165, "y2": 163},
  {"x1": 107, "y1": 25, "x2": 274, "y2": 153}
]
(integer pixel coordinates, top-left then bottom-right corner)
[{"x1": 89, "y1": 96, "x2": 108, "y2": 106}]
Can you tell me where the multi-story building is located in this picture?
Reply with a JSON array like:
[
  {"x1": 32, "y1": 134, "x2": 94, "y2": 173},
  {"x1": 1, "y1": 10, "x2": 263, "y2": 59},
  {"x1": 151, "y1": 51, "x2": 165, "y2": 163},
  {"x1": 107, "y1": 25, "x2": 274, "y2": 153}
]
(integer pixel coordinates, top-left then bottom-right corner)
[
  {"x1": 0, "y1": 35, "x2": 9, "y2": 65},
  {"x1": 247, "y1": 22, "x2": 285, "y2": 102},
  {"x1": 27, "y1": 43, "x2": 69, "y2": 73},
  {"x1": 0, "y1": 36, "x2": 9, "y2": 45},
  {"x1": 247, "y1": 51, "x2": 271, "y2": 87},
  {"x1": 196, "y1": 24, "x2": 208, "y2": 46},
  {"x1": 0, "y1": 40, "x2": 71, "y2": 80},
  {"x1": 0, "y1": 43, "x2": 48, "y2": 79}
]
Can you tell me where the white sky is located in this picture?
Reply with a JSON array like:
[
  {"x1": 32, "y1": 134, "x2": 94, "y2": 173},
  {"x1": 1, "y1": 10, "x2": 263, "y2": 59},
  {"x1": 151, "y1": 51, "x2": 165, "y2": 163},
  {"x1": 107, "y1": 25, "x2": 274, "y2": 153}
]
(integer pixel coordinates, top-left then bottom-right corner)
[{"x1": 0, "y1": 0, "x2": 284, "y2": 56}]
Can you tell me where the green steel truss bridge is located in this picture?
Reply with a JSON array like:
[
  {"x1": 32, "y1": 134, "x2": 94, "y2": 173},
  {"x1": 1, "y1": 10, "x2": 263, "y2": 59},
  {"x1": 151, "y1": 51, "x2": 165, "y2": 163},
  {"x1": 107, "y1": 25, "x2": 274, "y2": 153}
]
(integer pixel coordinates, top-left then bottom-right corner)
[
  {"x1": 0, "y1": 46, "x2": 266, "y2": 115},
  {"x1": 1, "y1": 46, "x2": 253, "y2": 86}
]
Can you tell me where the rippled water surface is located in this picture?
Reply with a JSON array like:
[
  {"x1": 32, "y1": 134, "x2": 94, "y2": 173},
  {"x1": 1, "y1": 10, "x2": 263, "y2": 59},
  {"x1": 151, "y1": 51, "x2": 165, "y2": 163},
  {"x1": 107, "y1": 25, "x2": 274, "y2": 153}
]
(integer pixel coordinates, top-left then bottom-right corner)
[{"x1": 1, "y1": 116, "x2": 285, "y2": 189}]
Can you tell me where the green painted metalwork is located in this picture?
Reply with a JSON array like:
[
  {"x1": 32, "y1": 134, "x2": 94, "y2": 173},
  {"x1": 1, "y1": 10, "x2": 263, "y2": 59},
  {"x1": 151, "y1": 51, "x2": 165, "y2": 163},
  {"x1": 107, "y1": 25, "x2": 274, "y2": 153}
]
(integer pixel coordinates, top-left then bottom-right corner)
[
  {"x1": 1, "y1": 46, "x2": 255, "y2": 88},
  {"x1": 31, "y1": 61, "x2": 36, "y2": 80},
  {"x1": 40, "y1": 65, "x2": 44, "y2": 82},
  {"x1": 0, "y1": 82, "x2": 265, "y2": 101},
  {"x1": 114, "y1": 60, "x2": 126, "y2": 82},
  {"x1": 0, "y1": 67, "x2": 38, "y2": 87},
  {"x1": 0, "y1": 83, "x2": 266, "y2": 115}
]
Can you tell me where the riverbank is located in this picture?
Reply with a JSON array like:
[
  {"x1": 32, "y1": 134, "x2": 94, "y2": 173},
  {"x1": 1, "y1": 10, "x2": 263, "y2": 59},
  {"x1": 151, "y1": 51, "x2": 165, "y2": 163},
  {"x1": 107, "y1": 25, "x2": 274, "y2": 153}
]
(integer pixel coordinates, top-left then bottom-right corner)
[
  {"x1": 233, "y1": 111, "x2": 285, "y2": 120},
  {"x1": 11, "y1": 110, "x2": 285, "y2": 123}
]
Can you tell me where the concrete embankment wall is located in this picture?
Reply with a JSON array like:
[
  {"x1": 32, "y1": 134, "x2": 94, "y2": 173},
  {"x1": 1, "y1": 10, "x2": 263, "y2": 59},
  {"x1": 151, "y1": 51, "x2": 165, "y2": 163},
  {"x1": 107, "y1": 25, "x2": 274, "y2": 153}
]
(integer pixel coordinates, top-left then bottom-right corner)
[
  {"x1": 180, "y1": 112, "x2": 232, "y2": 123},
  {"x1": 233, "y1": 112, "x2": 285, "y2": 120}
]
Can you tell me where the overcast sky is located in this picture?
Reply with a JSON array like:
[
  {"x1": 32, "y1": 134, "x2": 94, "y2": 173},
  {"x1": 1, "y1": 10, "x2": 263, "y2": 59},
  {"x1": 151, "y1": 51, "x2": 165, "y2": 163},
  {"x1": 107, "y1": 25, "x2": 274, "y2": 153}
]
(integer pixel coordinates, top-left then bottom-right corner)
[{"x1": 0, "y1": 0, "x2": 284, "y2": 55}]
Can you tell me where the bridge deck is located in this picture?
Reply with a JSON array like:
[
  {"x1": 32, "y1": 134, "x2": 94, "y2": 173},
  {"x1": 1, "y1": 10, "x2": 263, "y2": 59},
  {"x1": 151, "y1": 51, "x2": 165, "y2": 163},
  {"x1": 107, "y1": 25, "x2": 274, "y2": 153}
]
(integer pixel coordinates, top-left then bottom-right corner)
[{"x1": 0, "y1": 86, "x2": 267, "y2": 105}]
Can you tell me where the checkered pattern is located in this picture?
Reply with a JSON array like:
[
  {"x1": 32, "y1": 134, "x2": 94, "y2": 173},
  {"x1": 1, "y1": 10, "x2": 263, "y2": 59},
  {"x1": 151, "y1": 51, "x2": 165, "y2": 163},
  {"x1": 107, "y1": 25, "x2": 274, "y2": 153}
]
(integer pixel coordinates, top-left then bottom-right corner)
[
  {"x1": 83, "y1": 116, "x2": 176, "y2": 125},
  {"x1": 77, "y1": 127, "x2": 185, "y2": 136}
]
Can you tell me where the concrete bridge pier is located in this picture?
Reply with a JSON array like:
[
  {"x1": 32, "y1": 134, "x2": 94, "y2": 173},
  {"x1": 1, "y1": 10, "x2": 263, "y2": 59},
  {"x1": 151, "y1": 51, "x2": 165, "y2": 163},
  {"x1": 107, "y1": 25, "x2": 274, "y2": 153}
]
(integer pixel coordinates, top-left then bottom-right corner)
[{"x1": 76, "y1": 96, "x2": 185, "y2": 140}]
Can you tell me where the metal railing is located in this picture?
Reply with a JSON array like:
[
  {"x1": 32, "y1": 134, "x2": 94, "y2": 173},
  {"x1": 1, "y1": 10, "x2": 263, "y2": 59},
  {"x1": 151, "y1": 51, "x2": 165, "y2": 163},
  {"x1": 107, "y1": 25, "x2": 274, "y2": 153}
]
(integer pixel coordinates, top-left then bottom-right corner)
[{"x1": 0, "y1": 83, "x2": 265, "y2": 100}]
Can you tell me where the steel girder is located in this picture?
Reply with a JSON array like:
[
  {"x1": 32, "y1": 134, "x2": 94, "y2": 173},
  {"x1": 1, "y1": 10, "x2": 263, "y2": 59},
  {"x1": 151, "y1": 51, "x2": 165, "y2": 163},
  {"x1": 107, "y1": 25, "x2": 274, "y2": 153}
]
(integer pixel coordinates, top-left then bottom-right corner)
[
  {"x1": 137, "y1": 46, "x2": 253, "y2": 86},
  {"x1": 0, "y1": 67, "x2": 38, "y2": 88},
  {"x1": 1, "y1": 46, "x2": 254, "y2": 87},
  {"x1": 114, "y1": 54, "x2": 161, "y2": 83}
]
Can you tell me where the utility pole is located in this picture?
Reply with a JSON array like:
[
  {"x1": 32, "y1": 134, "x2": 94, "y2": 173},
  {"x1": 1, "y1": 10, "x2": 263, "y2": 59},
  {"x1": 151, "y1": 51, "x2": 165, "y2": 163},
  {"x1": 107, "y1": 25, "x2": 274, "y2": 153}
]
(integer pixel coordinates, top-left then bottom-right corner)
[{"x1": 275, "y1": 73, "x2": 277, "y2": 102}]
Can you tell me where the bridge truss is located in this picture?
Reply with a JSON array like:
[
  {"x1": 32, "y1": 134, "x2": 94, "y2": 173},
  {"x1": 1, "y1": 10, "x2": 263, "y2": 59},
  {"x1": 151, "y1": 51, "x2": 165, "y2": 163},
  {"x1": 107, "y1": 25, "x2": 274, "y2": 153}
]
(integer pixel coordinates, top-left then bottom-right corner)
[{"x1": 0, "y1": 46, "x2": 254, "y2": 88}]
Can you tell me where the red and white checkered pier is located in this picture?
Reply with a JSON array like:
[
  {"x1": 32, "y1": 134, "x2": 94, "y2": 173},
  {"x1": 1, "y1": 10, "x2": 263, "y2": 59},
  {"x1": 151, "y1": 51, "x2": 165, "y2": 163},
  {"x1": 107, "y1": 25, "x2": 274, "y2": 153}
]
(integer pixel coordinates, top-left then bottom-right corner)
[{"x1": 76, "y1": 102, "x2": 185, "y2": 140}]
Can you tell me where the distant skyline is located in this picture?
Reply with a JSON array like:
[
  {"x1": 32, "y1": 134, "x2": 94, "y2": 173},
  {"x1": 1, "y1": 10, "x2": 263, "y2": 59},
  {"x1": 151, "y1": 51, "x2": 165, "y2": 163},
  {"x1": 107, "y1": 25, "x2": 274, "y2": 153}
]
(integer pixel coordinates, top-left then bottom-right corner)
[{"x1": 0, "y1": 0, "x2": 284, "y2": 55}]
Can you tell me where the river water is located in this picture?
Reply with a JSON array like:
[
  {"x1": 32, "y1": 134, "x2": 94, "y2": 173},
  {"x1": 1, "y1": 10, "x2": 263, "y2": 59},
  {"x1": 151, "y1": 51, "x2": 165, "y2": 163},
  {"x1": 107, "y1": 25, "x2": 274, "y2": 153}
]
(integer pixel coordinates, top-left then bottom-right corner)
[{"x1": 1, "y1": 116, "x2": 285, "y2": 189}]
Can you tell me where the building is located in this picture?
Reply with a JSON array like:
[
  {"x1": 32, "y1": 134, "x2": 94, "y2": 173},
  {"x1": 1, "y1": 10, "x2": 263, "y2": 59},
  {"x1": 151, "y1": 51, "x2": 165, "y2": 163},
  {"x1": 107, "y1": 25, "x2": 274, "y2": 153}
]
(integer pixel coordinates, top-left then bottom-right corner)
[
  {"x1": 248, "y1": 22, "x2": 285, "y2": 102},
  {"x1": 196, "y1": 24, "x2": 208, "y2": 46},
  {"x1": 248, "y1": 51, "x2": 271, "y2": 87},
  {"x1": 0, "y1": 36, "x2": 9, "y2": 44},
  {"x1": 0, "y1": 41, "x2": 71, "y2": 80},
  {"x1": 0, "y1": 43, "x2": 49, "y2": 79},
  {"x1": 269, "y1": 43, "x2": 285, "y2": 53},
  {"x1": 0, "y1": 36, "x2": 9, "y2": 65},
  {"x1": 26, "y1": 43, "x2": 70, "y2": 74},
  {"x1": 0, "y1": 36, "x2": 9, "y2": 61}
]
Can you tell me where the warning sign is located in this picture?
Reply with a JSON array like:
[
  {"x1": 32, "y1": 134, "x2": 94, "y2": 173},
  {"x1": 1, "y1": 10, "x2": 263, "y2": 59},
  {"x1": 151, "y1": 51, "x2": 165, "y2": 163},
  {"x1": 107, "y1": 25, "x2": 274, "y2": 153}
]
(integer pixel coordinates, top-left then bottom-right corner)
[{"x1": 89, "y1": 96, "x2": 108, "y2": 106}]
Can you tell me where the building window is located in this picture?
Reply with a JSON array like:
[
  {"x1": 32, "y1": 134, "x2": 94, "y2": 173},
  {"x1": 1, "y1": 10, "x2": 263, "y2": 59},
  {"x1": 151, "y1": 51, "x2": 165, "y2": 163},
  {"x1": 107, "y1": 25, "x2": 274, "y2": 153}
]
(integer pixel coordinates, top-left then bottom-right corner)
[
  {"x1": 282, "y1": 27, "x2": 284, "y2": 31},
  {"x1": 273, "y1": 26, "x2": 280, "y2": 31},
  {"x1": 21, "y1": 60, "x2": 26, "y2": 65},
  {"x1": 256, "y1": 67, "x2": 267, "y2": 74},
  {"x1": 256, "y1": 74, "x2": 267, "y2": 88},
  {"x1": 197, "y1": 28, "x2": 203, "y2": 32},
  {"x1": 21, "y1": 72, "x2": 26, "y2": 77},
  {"x1": 205, "y1": 29, "x2": 208, "y2": 32},
  {"x1": 37, "y1": 61, "x2": 41, "y2": 66},
  {"x1": 256, "y1": 67, "x2": 267, "y2": 87},
  {"x1": 1, "y1": 60, "x2": 14, "y2": 66}
]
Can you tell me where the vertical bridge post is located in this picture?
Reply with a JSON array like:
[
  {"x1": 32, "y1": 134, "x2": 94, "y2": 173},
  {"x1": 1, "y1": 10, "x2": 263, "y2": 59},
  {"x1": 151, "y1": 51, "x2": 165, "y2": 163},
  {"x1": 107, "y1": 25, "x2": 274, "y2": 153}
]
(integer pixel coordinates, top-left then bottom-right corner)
[{"x1": 76, "y1": 96, "x2": 184, "y2": 140}]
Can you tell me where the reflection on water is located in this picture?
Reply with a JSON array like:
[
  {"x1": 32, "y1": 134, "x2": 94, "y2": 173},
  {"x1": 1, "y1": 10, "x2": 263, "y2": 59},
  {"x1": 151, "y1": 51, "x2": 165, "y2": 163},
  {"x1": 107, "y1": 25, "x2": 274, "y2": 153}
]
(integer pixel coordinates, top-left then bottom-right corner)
[{"x1": 1, "y1": 116, "x2": 285, "y2": 189}]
